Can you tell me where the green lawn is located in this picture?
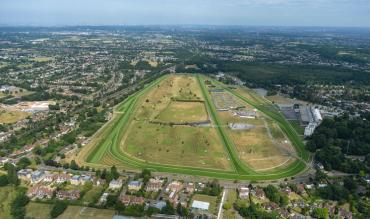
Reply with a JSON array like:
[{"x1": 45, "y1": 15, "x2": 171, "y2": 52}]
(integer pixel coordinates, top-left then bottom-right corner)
[
  {"x1": 223, "y1": 189, "x2": 239, "y2": 219},
  {"x1": 82, "y1": 186, "x2": 105, "y2": 204},
  {"x1": 289, "y1": 120, "x2": 305, "y2": 136},
  {"x1": 156, "y1": 101, "x2": 208, "y2": 123},
  {"x1": 57, "y1": 206, "x2": 115, "y2": 219},
  {"x1": 26, "y1": 202, "x2": 53, "y2": 219},
  {"x1": 0, "y1": 186, "x2": 18, "y2": 219}
]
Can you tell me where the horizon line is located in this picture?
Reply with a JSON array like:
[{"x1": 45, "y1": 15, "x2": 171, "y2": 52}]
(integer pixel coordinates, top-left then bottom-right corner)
[{"x1": 1, "y1": 24, "x2": 370, "y2": 29}]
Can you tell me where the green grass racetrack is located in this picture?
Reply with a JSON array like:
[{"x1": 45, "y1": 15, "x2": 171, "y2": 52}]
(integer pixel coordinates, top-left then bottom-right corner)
[{"x1": 82, "y1": 74, "x2": 310, "y2": 180}]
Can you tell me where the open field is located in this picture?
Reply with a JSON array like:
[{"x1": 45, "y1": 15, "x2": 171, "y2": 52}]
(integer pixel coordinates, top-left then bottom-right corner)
[
  {"x1": 116, "y1": 74, "x2": 230, "y2": 170},
  {"x1": 0, "y1": 109, "x2": 30, "y2": 123},
  {"x1": 209, "y1": 82, "x2": 296, "y2": 171},
  {"x1": 57, "y1": 206, "x2": 115, "y2": 219},
  {"x1": 266, "y1": 94, "x2": 308, "y2": 105},
  {"x1": 148, "y1": 60, "x2": 158, "y2": 67},
  {"x1": 1, "y1": 86, "x2": 33, "y2": 98},
  {"x1": 0, "y1": 186, "x2": 18, "y2": 219},
  {"x1": 156, "y1": 101, "x2": 208, "y2": 123},
  {"x1": 30, "y1": 57, "x2": 54, "y2": 62},
  {"x1": 82, "y1": 186, "x2": 105, "y2": 204},
  {"x1": 124, "y1": 121, "x2": 230, "y2": 169},
  {"x1": 77, "y1": 74, "x2": 309, "y2": 180},
  {"x1": 26, "y1": 202, "x2": 53, "y2": 219}
]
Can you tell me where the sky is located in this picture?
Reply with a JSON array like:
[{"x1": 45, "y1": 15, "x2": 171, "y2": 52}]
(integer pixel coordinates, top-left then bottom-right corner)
[{"x1": 1, "y1": 0, "x2": 370, "y2": 27}]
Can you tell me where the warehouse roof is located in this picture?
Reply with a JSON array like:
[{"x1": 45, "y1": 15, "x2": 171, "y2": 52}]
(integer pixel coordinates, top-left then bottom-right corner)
[{"x1": 191, "y1": 200, "x2": 210, "y2": 210}]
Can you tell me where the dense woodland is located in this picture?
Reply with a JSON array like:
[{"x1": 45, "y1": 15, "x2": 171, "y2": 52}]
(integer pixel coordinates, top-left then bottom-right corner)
[{"x1": 306, "y1": 113, "x2": 370, "y2": 174}]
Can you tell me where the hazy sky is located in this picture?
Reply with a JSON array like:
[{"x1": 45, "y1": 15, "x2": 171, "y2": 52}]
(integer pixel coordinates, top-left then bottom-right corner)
[{"x1": 1, "y1": 0, "x2": 370, "y2": 27}]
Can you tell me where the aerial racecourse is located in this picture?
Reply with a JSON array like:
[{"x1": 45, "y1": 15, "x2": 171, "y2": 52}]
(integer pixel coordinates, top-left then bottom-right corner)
[{"x1": 77, "y1": 74, "x2": 310, "y2": 180}]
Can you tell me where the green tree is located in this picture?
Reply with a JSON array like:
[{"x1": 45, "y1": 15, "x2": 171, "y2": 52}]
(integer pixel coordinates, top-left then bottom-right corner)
[
  {"x1": 50, "y1": 201, "x2": 68, "y2": 218},
  {"x1": 10, "y1": 190, "x2": 29, "y2": 219},
  {"x1": 111, "y1": 165, "x2": 119, "y2": 180},
  {"x1": 7, "y1": 163, "x2": 19, "y2": 185},
  {"x1": 146, "y1": 206, "x2": 160, "y2": 216},
  {"x1": 16, "y1": 157, "x2": 31, "y2": 169},
  {"x1": 312, "y1": 208, "x2": 329, "y2": 219},
  {"x1": 161, "y1": 201, "x2": 175, "y2": 215},
  {"x1": 176, "y1": 203, "x2": 189, "y2": 216},
  {"x1": 279, "y1": 194, "x2": 289, "y2": 207},
  {"x1": 0, "y1": 175, "x2": 9, "y2": 186},
  {"x1": 343, "y1": 177, "x2": 357, "y2": 192},
  {"x1": 70, "y1": 160, "x2": 79, "y2": 170},
  {"x1": 223, "y1": 202, "x2": 232, "y2": 210},
  {"x1": 141, "y1": 169, "x2": 151, "y2": 183}
]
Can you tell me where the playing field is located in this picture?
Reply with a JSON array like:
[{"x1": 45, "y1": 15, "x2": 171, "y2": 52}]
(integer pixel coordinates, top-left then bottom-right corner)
[
  {"x1": 77, "y1": 74, "x2": 309, "y2": 180},
  {"x1": 0, "y1": 186, "x2": 18, "y2": 219},
  {"x1": 57, "y1": 206, "x2": 115, "y2": 219},
  {"x1": 0, "y1": 109, "x2": 30, "y2": 124},
  {"x1": 26, "y1": 202, "x2": 53, "y2": 219},
  {"x1": 30, "y1": 57, "x2": 54, "y2": 62}
]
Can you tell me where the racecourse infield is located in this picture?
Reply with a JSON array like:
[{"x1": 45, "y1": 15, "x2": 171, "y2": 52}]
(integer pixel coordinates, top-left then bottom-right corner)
[{"x1": 77, "y1": 74, "x2": 310, "y2": 180}]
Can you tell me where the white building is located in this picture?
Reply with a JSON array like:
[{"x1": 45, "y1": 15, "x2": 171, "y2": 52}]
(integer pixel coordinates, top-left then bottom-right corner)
[
  {"x1": 312, "y1": 108, "x2": 322, "y2": 122},
  {"x1": 191, "y1": 200, "x2": 210, "y2": 211},
  {"x1": 304, "y1": 122, "x2": 317, "y2": 137},
  {"x1": 238, "y1": 186, "x2": 250, "y2": 199}
]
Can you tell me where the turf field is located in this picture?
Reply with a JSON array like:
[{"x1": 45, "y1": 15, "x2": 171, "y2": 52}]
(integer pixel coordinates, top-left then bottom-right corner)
[
  {"x1": 26, "y1": 202, "x2": 53, "y2": 219},
  {"x1": 0, "y1": 109, "x2": 30, "y2": 124},
  {"x1": 156, "y1": 101, "x2": 208, "y2": 123},
  {"x1": 57, "y1": 206, "x2": 115, "y2": 219},
  {"x1": 77, "y1": 74, "x2": 309, "y2": 180},
  {"x1": 0, "y1": 186, "x2": 18, "y2": 219}
]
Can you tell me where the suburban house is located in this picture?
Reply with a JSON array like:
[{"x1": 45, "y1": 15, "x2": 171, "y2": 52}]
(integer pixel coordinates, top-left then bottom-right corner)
[
  {"x1": 119, "y1": 194, "x2": 145, "y2": 205},
  {"x1": 70, "y1": 175, "x2": 81, "y2": 185},
  {"x1": 43, "y1": 172, "x2": 55, "y2": 183},
  {"x1": 296, "y1": 184, "x2": 306, "y2": 194},
  {"x1": 120, "y1": 194, "x2": 131, "y2": 205},
  {"x1": 98, "y1": 192, "x2": 109, "y2": 205},
  {"x1": 338, "y1": 209, "x2": 353, "y2": 219},
  {"x1": 128, "y1": 180, "x2": 142, "y2": 191},
  {"x1": 55, "y1": 173, "x2": 71, "y2": 184},
  {"x1": 238, "y1": 186, "x2": 250, "y2": 199},
  {"x1": 56, "y1": 190, "x2": 80, "y2": 200},
  {"x1": 166, "y1": 181, "x2": 183, "y2": 193},
  {"x1": 0, "y1": 157, "x2": 9, "y2": 166},
  {"x1": 31, "y1": 170, "x2": 45, "y2": 184},
  {"x1": 145, "y1": 178, "x2": 163, "y2": 192},
  {"x1": 255, "y1": 188, "x2": 266, "y2": 200},
  {"x1": 80, "y1": 175, "x2": 92, "y2": 185},
  {"x1": 94, "y1": 178, "x2": 106, "y2": 186},
  {"x1": 17, "y1": 169, "x2": 33, "y2": 181},
  {"x1": 281, "y1": 187, "x2": 292, "y2": 196},
  {"x1": 109, "y1": 179, "x2": 123, "y2": 190},
  {"x1": 27, "y1": 185, "x2": 54, "y2": 199},
  {"x1": 131, "y1": 196, "x2": 145, "y2": 205},
  {"x1": 262, "y1": 202, "x2": 279, "y2": 211},
  {"x1": 185, "y1": 182, "x2": 195, "y2": 194}
]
